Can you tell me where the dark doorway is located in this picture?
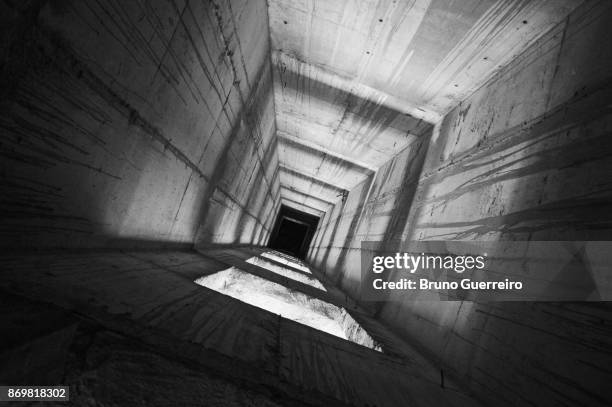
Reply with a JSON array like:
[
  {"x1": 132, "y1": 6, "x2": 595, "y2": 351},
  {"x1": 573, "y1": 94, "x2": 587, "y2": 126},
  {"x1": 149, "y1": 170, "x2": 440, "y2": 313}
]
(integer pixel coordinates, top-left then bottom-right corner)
[{"x1": 268, "y1": 206, "x2": 320, "y2": 259}]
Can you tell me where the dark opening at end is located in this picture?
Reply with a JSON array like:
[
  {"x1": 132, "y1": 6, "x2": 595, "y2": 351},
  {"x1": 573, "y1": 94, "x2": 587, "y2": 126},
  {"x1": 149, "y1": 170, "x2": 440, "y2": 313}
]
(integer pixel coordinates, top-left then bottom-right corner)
[{"x1": 267, "y1": 205, "x2": 319, "y2": 259}]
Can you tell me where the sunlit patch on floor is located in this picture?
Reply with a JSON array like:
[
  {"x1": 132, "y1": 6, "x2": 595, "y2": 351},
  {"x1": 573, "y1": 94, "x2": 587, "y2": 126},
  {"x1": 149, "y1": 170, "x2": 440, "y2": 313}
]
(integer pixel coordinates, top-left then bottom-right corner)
[
  {"x1": 194, "y1": 255, "x2": 381, "y2": 351},
  {"x1": 260, "y1": 251, "x2": 311, "y2": 273},
  {"x1": 194, "y1": 266, "x2": 347, "y2": 338},
  {"x1": 245, "y1": 256, "x2": 327, "y2": 291}
]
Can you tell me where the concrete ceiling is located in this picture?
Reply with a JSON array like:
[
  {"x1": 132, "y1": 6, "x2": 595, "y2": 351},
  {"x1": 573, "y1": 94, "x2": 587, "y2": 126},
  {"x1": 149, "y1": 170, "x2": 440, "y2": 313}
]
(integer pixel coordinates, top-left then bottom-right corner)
[{"x1": 268, "y1": 0, "x2": 583, "y2": 216}]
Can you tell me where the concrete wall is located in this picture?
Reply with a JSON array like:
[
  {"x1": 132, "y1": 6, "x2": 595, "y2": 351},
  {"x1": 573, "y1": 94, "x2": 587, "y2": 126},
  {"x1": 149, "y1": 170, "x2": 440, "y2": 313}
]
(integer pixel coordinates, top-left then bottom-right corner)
[
  {"x1": 308, "y1": 1, "x2": 612, "y2": 406},
  {"x1": 0, "y1": 0, "x2": 280, "y2": 250},
  {"x1": 307, "y1": 127, "x2": 432, "y2": 296}
]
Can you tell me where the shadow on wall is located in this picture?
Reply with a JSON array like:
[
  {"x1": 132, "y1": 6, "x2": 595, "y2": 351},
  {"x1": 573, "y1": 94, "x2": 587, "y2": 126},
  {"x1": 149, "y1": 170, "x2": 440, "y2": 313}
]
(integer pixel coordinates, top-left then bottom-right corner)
[
  {"x1": 193, "y1": 61, "x2": 281, "y2": 247},
  {"x1": 0, "y1": 0, "x2": 280, "y2": 251},
  {"x1": 362, "y1": 3, "x2": 612, "y2": 406},
  {"x1": 307, "y1": 125, "x2": 433, "y2": 298},
  {"x1": 301, "y1": 75, "x2": 434, "y2": 276}
]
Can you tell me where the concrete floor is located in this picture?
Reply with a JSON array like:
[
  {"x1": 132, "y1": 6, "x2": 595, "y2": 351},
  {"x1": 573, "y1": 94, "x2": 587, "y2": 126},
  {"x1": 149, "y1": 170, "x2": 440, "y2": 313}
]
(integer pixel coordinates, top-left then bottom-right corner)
[
  {"x1": 1, "y1": 0, "x2": 612, "y2": 406},
  {"x1": 0, "y1": 248, "x2": 482, "y2": 406}
]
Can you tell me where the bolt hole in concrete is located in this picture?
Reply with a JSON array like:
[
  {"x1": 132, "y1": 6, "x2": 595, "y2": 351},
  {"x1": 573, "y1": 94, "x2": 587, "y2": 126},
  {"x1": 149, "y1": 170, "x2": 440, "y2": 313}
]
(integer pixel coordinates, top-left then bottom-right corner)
[{"x1": 195, "y1": 251, "x2": 381, "y2": 351}]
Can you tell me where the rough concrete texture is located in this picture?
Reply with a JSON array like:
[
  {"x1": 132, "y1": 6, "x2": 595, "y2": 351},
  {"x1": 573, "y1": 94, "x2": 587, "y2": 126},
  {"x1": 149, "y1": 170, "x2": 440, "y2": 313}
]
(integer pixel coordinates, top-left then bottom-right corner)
[
  {"x1": 1, "y1": 0, "x2": 279, "y2": 249},
  {"x1": 308, "y1": 2, "x2": 612, "y2": 406},
  {"x1": 60, "y1": 329, "x2": 285, "y2": 407},
  {"x1": 268, "y1": 0, "x2": 583, "y2": 119},
  {"x1": 2, "y1": 0, "x2": 612, "y2": 406},
  {"x1": 195, "y1": 266, "x2": 351, "y2": 340},
  {"x1": 0, "y1": 250, "x2": 482, "y2": 406},
  {"x1": 1, "y1": 292, "x2": 286, "y2": 407},
  {"x1": 266, "y1": 0, "x2": 584, "y2": 216},
  {"x1": 196, "y1": 249, "x2": 383, "y2": 350}
]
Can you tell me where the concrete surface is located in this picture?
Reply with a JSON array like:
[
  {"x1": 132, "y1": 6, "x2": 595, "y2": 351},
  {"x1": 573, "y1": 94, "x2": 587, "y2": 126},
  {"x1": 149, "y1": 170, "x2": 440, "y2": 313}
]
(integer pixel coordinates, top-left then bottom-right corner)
[
  {"x1": 1, "y1": 0, "x2": 612, "y2": 406},
  {"x1": 267, "y1": 0, "x2": 584, "y2": 214},
  {"x1": 1, "y1": 0, "x2": 279, "y2": 249},
  {"x1": 0, "y1": 249, "x2": 482, "y2": 406},
  {"x1": 308, "y1": 2, "x2": 612, "y2": 406}
]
